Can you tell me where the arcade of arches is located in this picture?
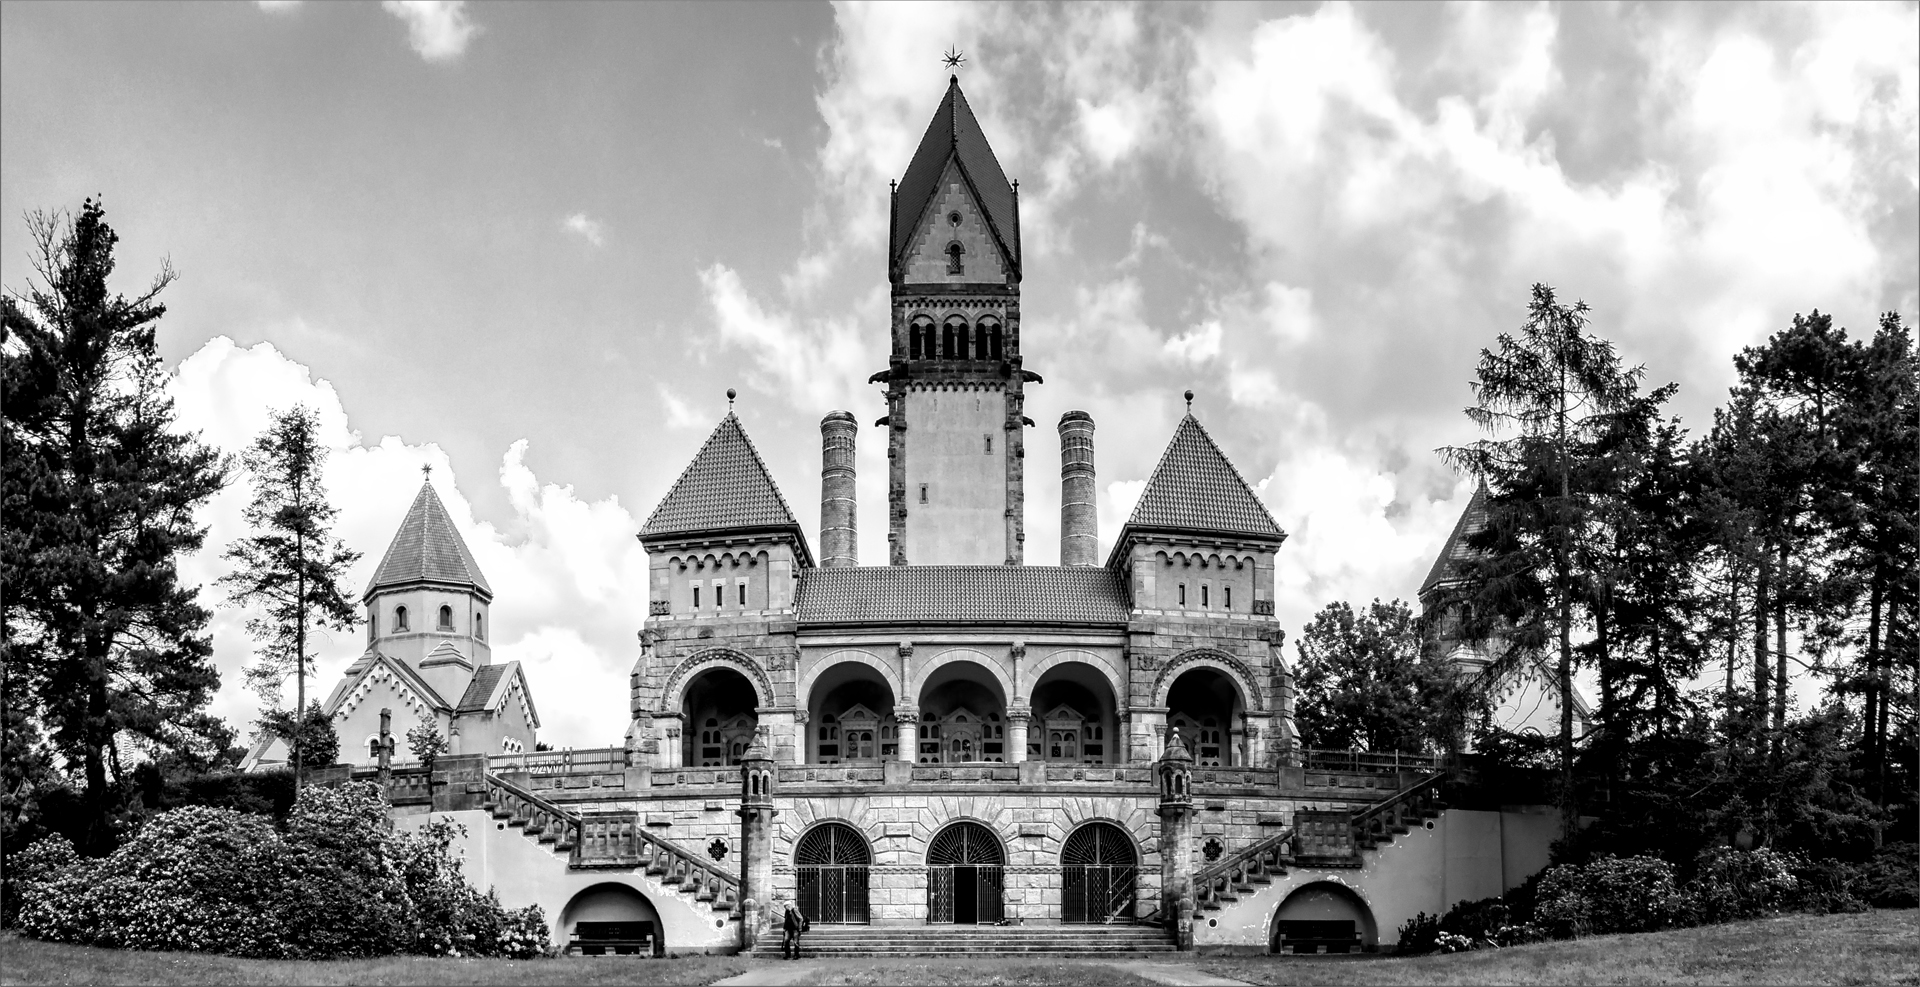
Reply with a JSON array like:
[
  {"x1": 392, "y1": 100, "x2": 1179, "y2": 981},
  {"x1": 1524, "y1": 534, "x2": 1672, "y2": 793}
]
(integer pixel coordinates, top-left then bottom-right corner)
[
  {"x1": 1165, "y1": 666, "x2": 1247, "y2": 767},
  {"x1": 680, "y1": 667, "x2": 758, "y2": 768}
]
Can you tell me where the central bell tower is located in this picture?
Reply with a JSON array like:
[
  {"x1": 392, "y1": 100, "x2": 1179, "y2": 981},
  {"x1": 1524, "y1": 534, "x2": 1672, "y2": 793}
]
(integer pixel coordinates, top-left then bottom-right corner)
[{"x1": 875, "y1": 75, "x2": 1036, "y2": 566}]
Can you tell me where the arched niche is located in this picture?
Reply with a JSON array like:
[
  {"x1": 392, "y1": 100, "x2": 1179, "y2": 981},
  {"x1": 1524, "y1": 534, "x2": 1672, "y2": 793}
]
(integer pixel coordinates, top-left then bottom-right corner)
[
  {"x1": 1270, "y1": 881, "x2": 1377, "y2": 954},
  {"x1": 680, "y1": 665, "x2": 758, "y2": 767},
  {"x1": 806, "y1": 658, "x2": 899, "y2": 763},
  {"x1": 660, "y1": 648, "x2": 772, "y2": 713},
  {"x1": 915, "y1": 656, "x2": 1010, "y2": 764},
  {"x1": 1027, "y1": 659, "x2": 1121, "y2": 764},
  {"x1": 1165, "y1": 665, "x2": 1244, "y2": 767},
  {"x1": 560, "y1": 882, "x2": 664, "y2": 956}
]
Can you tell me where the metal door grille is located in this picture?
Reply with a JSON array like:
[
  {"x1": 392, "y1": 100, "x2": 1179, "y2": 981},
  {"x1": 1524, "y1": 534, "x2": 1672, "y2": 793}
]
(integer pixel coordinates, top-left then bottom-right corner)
[
  {"x1": 795, "y1": 823, "x2": 871, "y2": 924},
  {"x1": 925, "y1": 822, "x2": 1005, "y2": 924},
  {"x1": 1061, "y1": 822, "x2": 1138, "y2": 923}
]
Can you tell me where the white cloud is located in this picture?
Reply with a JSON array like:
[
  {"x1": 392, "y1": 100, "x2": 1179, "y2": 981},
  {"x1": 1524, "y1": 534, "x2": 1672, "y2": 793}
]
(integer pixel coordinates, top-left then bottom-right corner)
[
  {"x1": 256, "y1": 1, "x2": 301, "y2": 11},
  {"x1": 171, "y1": 338, "x2": 641, "y2": 747},
  {"x1": 563, "y1": 212, "x2": 605, "y2": 247},
  {"x1": 698, "y1": 262, "x2": 877, "y2": 413},
  {"x1": 656, "y1": 385, "x2": 701, "y2": 430},
  {"x1": 381, "y1": 0, "x2": 480, "y2": 64},
  {"x1": 1162, "y1": 319, "x2": 1222, "y2": 364}
]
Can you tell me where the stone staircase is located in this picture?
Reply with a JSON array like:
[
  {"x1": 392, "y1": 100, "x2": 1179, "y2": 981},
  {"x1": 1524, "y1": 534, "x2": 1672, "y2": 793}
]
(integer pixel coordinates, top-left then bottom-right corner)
[
  {"x1": 748, "y1": 923, "x2": 1178, "y2": 958},
  {"x1": 1195, "y1": 829, "x2": 1294, "y2": 912},
  {"x1": 1348, "y1": 771, "x2": 1448, "y2": 852},
  {"x1": 480, "y1": 773, "x2": 579, "y2": 856}
]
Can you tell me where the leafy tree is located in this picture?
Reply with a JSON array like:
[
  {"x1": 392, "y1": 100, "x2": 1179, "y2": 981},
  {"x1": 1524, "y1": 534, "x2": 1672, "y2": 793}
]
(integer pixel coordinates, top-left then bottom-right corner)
[
  {"x1": 1293, "y1": 599, "x2": 1469, "y2": 753},
  {"x1": 406, "y1": 716, "x2": 448, "y2": 775},
  {"x1": 1439, "y1": 283, "x2": 1651, "y2": 834},
  {"x1": 219, "y1": 404, "x2": 360, "y2": 792},
  {"x1": 256, "y1": 702, "x2": 340, "y2": 775},
  {"x1": 1, "y1": 199, "x2": 228, "y2": 853}
]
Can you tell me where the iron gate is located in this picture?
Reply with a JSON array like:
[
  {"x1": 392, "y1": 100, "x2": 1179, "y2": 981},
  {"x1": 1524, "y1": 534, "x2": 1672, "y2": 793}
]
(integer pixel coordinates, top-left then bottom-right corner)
[
  {"x1": 925, "y1": 821, "x2": 1005, "y2": 924},
  {"x1": 1061, "y1": 822, "x2": 1138, "y2": 923},
  {"x1": 796, "y1": 823, "x2": 870, "y2": 924}
]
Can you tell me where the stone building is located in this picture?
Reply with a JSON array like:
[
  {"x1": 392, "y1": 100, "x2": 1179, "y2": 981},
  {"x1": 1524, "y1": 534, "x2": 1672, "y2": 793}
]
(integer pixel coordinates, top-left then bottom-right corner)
[{"x1": 316, "y1": 76, "x2": 1564, "y2": 959}]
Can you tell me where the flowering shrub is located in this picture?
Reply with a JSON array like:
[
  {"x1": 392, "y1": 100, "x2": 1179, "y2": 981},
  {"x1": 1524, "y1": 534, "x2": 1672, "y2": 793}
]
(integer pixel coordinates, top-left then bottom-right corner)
[
  {"x1": 1688, "y1": 846, "x2": 1798, "y2": 924},
  {"x1": 1394, "y1": 911, "x2": 1441, "y2": 954},
  {"x1": 1536, "y1": 855, "x2": 1692, "y2": 937},
  {"x1": 13, "y1": 782, "x2": 550, "y2": 959},
  {"x1": 1435, "y1": 931, "x2": 1478, "y2": 953}
]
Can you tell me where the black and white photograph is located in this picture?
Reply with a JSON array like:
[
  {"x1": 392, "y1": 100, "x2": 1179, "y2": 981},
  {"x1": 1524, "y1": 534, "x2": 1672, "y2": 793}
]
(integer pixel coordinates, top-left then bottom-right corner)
[{"x1": 1, "y1": 2, "x2": 1914, "y2": 984}]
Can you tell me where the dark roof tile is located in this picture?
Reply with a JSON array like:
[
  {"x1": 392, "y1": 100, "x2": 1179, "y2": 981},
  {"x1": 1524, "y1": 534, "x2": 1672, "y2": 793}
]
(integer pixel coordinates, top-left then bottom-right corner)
[
  {"x1": 894, "y1": 77, "x2": 1018, "y2": 276},
  {"x1": 797, "y1": 566, "x2": 1129, "y2": 626},
  {"x1": 640, "y1": 414, "x2": 805, "y2": 548},
  {"x1": 365, "y1": 482, "x2": 492, "y2": 600},
  {"x1": 1119, "y1": 416, "x2": 1284, "y2": 542},
  {"x1": 1419, "y1": 483, "x2": 1489, "y2": 598}
]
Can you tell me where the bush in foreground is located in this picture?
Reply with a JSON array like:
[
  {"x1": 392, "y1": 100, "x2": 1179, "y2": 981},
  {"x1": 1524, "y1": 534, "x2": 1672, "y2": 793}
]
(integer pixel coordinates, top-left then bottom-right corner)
[{"x1": 14, "y1": 782, "x2": 548, "y2": 960}]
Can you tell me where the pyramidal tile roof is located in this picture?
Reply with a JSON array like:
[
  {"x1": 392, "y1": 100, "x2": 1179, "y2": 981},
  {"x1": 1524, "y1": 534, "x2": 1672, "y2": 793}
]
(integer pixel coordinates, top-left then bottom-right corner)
[
  {"x1": 639, "y1": 414, "x2": 808, "y2": 551},
  {"x1": 1419, "y1": 483, "x2": 1489, "y2": 599},
  {"x1": 1118, "y1": 415, "x2": 1285, "y2": 543},
  {"x1": 797, "y1": 566, "x2": 1129, "y2": 627},
  {"x1": 365, "y1": 482, "x2": 492, "y2": 601},
  {"x1": 893, "y1": 76, "x2": 1018, "y2": 275}
]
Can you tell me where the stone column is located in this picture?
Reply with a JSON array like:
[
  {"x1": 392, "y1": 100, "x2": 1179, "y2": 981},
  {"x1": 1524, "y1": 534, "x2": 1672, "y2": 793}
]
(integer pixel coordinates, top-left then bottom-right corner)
[
  {"x1": 1058, "y1": 411, "x2": 1097, "y2": 566},
  {"x1": 376, "y1": 708, "x2": 395, "y2": 784},
  {"x1": 820, "y1": 411, "x2": 858, "y2": 568},
  {"x1": 1132, "y1": 707, "x2": 1168, "y2": 763},
  {"x1": 894, "y1": 705, "x2": 919, "y2": 762},
  {"x1": 1006, "y1": 705, "x2": 1031, "y2": 764},
  {"x1": 737, "y1": 729, "x2": 777, "y2": 951},
  {"x1": 657, "y1": 713, "x2": 684, "y2": 770},
  {"x1": 1157, "y1": 729, "x2": 1196, "y2": 951}
]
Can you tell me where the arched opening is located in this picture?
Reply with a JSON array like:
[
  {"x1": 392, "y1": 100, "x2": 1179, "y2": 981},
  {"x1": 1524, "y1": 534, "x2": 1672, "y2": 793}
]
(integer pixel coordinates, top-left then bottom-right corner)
[
  {"x1": 438, "y1": 605, "x2": 454, "y2": 631},
  {"x1": 1166, "y1": 667, "x2": 1244, "y2": 766},
  {"x1": 475, "y1": 612, "x2": 484, "y2": 640},
  {"x1": 946, "y1": 241, "x2": 965, "y2": 275},
  {"x1": 978, "y1": 316, "x2": 1003, "y2": 361},
  {"x1": 681, "y1": 666, "x2": 758, "y2": 767},
  {"x1": 560, "y1": 882, "x2": 664, "y2": 956},
  {"x1": 909, "y1": 316, "x2": 933, "y2": 360},
  {"x1": 394, "y1": 605, "x2": 409, "y2": 631},
  {"x1": 1269, "y1": 882, "x2": 1377, "y2": 954},
  {"x1": 1028, "y1": 662, "x2": 1120, "y2": 764},
  {"x1": 807, "y1": 662, "x2": 897, "y2": 763},
  {"x1": 795, "y1": 822, "x2": 872, "y2": 924},
  {"x1": 943, "y1": 316, "x2": 969, "y2": 360},
  {"x1": 926, "y1": 821, "x2": 1004, "y2": 924},
  {"x1": 917, "y1": 661, "x2": 1007, "y2": 763},
  {"x1": 1061, "y1": 822, "x2": 1138, "y2": 923}
]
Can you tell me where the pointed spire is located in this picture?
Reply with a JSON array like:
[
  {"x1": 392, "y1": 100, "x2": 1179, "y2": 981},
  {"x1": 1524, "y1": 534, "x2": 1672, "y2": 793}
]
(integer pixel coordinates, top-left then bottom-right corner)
[
  {"x1": 1419, "y1": 481, "x2": 1490, "y2": 599},
  {"x1": 1118, "y1": 414, "x2": 1285, "y2": 543},
  {"x1": 639, "y1": 413, "x2": 812, "y2": 563},
  {"x1": 365, "y1": 480, "x2": 492, "y2": 602},
  {"x1": 892, "y1": 76, "x2": 1018, "y2": 276}
]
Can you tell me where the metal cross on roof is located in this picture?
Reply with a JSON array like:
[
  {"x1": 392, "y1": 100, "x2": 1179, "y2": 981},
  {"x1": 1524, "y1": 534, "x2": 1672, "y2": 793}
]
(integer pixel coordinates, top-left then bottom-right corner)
[
  {"x1": 942, "y1": 46, "x2": 966, "y2": 71},
  {"x1": 421, "y1": 463, "x2": 432, "y2": 480}
]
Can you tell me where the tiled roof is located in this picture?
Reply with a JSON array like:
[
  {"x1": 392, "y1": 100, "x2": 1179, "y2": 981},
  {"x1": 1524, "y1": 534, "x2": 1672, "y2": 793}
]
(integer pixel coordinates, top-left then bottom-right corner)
[
  {"x1": 1119, "y1": 416, "x2": 1284, "y2": 542},
  {"x1": 1419, "y1": 483, "x2": 1489, "y2": 598},
  {"x1": 320, "y1": 649, "x2": 451, "y2": 717},
  {"x1": 894, "y1": 76, "x2": 1018, "y2": 276},
  {"x1": 797, "y1": 566, "x2": 1130, "y2": 626},
  {"x1": 639, "y1": 414, "x2": 808, "y2": 552},
  {"x1": 456, "y1": 663, "x2": 508, "y2": 713},
  {"x1": 365, "y1": 482, "x2": 492, "y2": 601}
]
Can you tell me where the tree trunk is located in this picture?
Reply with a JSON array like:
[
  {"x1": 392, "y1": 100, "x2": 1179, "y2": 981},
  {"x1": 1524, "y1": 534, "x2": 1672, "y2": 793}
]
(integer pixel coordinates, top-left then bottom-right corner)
[
  {"x1": 1754, "y1": 550, "x2": 1772, "y2": 743},
  {"x1": 1724, "y1": 563, "x2": 1742, "y2": 754},
  {"x1": 1865, "y1": 573, "x2": 1884, "y2": 811},
  {"x1": 83, "y1": 627, "x2": 113, "y2": 856},
  {"x1": 1773, "y1": 542, "x2": 1789, "y2": 744},
  {"x1": 294, "y1": 525, "x2": 306, "y2": 799},
  {"x1": 1556, "y1": 347, "x2": 1576, "y2": 839}
]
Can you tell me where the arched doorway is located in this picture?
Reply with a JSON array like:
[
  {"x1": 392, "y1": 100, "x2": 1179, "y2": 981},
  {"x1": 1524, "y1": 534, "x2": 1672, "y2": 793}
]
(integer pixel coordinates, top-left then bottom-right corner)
[
  {"x1": 926, "y1": 821, "x2": 1005, "y2": 924},
  {"x1": 1269, "y1": 882, "x2": 1377, "y2": 954},
  {"x1": 795, "y1": 822, "x2": 871, "y2": 924},
  {"x1": 1166, "y1": 667, "x2": 1243, "y2": 766},
  {"x1": 1061, "y1": 822, "x2": 1137, "y2": 923},
  {"x1": 682, "y1": 666, "x2": 757, "y2": 767},
  {"x1": 560, "y1": 883, "x2": 663, "y2": 956}
]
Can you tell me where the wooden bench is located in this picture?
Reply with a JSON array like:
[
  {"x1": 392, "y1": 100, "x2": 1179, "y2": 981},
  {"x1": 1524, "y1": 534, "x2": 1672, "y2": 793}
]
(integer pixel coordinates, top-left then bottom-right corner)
[
  {"x1": 1274, "y1": 919, "x2": 1363, "y2": 954},
  {"x1": 568, "y1": 920, "x2": 657, "y2": 957}
]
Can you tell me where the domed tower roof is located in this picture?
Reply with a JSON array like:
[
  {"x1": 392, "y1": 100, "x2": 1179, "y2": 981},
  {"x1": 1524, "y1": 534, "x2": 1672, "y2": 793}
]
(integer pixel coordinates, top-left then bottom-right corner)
[{"x1": 364, "y1": 481, "x2": 492, "y2": 602}]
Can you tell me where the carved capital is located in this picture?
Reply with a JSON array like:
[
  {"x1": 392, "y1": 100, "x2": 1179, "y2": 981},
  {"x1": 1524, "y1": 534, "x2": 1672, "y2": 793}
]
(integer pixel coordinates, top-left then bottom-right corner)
[
  {"x1": 897, "y1": 641, "x2": 914, "y2": 659},
  {"x1": 1251, "y1": 599, "x2": 1275, "y2": 616},
  {"x1": 1009, "y1": 640, "x2": 1027, "y2": 660},
  {"x1": 648, "y1": 600, "x2": 671, "y2": 616},
  {"x1": 893, "y1": 705, "x2": 920, "y2": 722}
]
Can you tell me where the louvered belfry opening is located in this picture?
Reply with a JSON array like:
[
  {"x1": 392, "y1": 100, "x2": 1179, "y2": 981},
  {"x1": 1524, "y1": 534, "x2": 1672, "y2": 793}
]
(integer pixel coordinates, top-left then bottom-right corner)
[
  {"x1": 925, "y1": 821, "x2": 1005, "y2": 924},
  {"x1": 1061, "y1": 822, "x2": 1138, "y2": 924},
  {"x1": 795, "y1": 823, "x2": 871, "y2": 925}
]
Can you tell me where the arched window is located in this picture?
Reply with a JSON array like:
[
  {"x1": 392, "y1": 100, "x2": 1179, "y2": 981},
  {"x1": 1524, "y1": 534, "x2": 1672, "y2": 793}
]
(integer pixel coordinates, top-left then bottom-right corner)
[
  {"x1": 944, "y1": 317, "x2": 969, "y2": 359},
  {"x1": 974, "y1": 323, "x2": 989, "y2": 359},
  {"x1": 946, "y1": 241, "x2": 964, "y2": 275},
  {"x1": 910, "y1": 316, "x2": 933, "y2": 360},
  {"x1": 394, "y1": 605, "x2": 409, "y2": 631},
  {"x1": 368, "y1": 609, "x2": 377, "y2": 641},
  {"x1": 367, "y1": 737, "x2": 382, "y2": 760},
  {"x1": 475, "y1": 612, "x2": 485, "y2": 640},
  {"x1": 438, "y1": 605, "x2": 453, "y2": 631}
]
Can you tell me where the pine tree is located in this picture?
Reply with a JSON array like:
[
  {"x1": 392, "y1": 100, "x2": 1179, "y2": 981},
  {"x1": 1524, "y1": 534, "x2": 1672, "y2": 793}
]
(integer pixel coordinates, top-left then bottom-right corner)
[
  {"x1": 1, "y1": 199, "x2": 229, "y2": 853},
  {"x1": 1439, "y1": 283, "x2": 1650, "y2": 835},
  {"x1": 220, "y1": 404, "x2": 361, "y2": 792}
]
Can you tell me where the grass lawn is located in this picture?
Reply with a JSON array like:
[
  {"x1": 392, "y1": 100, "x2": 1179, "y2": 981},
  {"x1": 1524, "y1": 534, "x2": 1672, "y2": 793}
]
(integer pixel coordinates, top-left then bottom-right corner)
[
  {"x1": 1197, "y1": 909, "x2": 1920, "y2": 986},
  {"x1": 3, "y1": 910, "x2": 1913, "y2": 986}
]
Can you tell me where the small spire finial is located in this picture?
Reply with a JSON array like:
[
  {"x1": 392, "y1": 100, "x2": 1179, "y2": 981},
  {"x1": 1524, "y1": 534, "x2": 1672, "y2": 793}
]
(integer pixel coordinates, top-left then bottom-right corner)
[
  {"x1": 727, "y1": 388, "x2": 737, "y2": 410},
  {"x1": 421, "y1": 463, "x2": 433, "y2": 481},
  {"x1": 1184, "y1": 389, "x2": 1194, "y2": 413},
  {"x1": 943, "y1": 46, "x2": 966, "y2": 72}
]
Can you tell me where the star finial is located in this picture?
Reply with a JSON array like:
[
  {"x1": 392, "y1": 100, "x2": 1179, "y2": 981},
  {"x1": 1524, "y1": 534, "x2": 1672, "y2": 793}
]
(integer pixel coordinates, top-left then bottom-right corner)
[
  {"x1": 943, "y1": 46, "x2": 966, "y2": 71},
  {"x1": 421, "y1": 463, "x2": 433, "y2": 481}
]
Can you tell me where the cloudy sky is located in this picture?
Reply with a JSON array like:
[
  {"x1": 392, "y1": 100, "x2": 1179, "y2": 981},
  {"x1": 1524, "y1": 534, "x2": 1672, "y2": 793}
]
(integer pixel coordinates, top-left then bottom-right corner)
[{"x1": 3, "y1": 1, "x2": 1914, "y2": 748}]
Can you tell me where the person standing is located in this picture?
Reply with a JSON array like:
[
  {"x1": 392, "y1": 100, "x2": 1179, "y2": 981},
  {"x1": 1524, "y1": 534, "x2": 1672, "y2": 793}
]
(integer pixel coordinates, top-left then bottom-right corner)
[{"x1": 781, "y1": 899, "x2": 807, "y2": 960}]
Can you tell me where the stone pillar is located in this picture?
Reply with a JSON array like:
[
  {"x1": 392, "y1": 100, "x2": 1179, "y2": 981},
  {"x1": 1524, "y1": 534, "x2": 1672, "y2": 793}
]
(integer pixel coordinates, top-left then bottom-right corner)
[
  {"x1": 1006, "y1": 705, "x2": 1031, "y2": 764},
  {"x1": 376, "y1": 708, "x2": 395, "y2": 783},
  {"x1": 1157, "y1": 729, "x2": 1196, "y2": 951},
  {"x1": 737, "y1": 729, "x2": 778, "y2": 950},
  {"x1": 1058, "y1": 411, "x2": 1097, "y2": 566},
  {"x1": 820, "y1": 411, "x2": 858, "y2": 568},
  {"x1": 895, "y1": 705, "x2": 919, "y2": 762},
  {"x1": 1132, "y1": 707, "x2": 1168, "y2": 764},
  {"x1": 657, "y1": 714, "x2": 684, "y2": 770}
]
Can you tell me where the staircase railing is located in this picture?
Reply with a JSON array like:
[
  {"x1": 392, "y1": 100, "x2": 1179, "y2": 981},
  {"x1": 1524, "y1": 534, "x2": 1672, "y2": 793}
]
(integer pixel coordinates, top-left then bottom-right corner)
[
  {"x1": 1193, "y1": 828, "x2": 1294, "y2": 912},
  {"x1": 483, "y1": 773, "x2": 581, "y2": 851},
  {"x1": 627, "y1": 823, "x2": 740, "y2": 911},
  {"x1": 1347, "y1": 770, "x2": 1447, "y2": 848}
]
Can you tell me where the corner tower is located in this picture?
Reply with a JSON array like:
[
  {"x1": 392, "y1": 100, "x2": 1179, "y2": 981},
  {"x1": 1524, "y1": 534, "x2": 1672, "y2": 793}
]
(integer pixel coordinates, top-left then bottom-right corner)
[{"x1": 873, "y1": 75, "x2": 1035, "y2": 565}]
